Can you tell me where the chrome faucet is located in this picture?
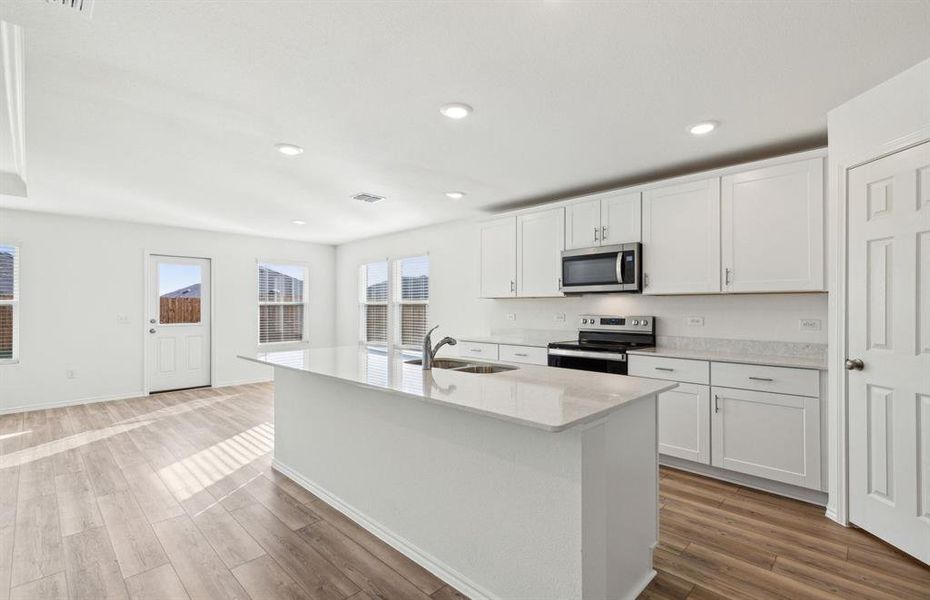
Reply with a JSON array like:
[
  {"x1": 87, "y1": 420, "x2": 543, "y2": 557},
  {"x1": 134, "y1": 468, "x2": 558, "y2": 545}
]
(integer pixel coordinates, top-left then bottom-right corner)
[{"x1": 422, "y1": 325, "x2": 457, "y2": 370}]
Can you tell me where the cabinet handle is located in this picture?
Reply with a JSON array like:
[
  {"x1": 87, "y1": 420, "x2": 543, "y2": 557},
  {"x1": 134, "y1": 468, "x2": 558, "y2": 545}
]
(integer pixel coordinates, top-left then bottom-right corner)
[
  {"x1": 643, "y1": 273, "x2": 649, "y2": 288},
  {"x1": 725, "y1": 267, "x2": 733, "y2": 285},
  {"x1": 510, "y1": 280, "x2": 516, "y2": 293},
  {"x1": 654, "y1": 367, "x2": 675, "y2": 372},
  {"x1": 593, "y1": 226, "x2": 599, "y2": 242},
  {"x1": 514, "y1": 353, "x2": 528, "y2": 357},
  {"x1": 470, "y1": 349, "x2": 482, "y2": 353},
  {"x1": 602, "y1": 225, "x2": 608, "y2": 240},
  {"x1": 748, "y1": 376, "x2": 773, "y2": 382},
  {"x1": 714, "y1": 394, "x2": 720, "y2": 413}
]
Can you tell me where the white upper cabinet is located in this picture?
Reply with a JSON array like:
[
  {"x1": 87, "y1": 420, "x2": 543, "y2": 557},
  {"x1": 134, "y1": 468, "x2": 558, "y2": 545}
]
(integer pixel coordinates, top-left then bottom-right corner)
[
  {"x1": 565, "y1": 198, "x2": 601, "y2": 249},
  {"x1": 721, "y1": 157, "x2": 825, "y2": 292},
  {"x1": 565, "y1": 191, "x2": 641, "y2": 250},
  {"x1": 642, "y1": 177, "x2": 721, "y2": 294},
  {"x1": 479, "y1": 216, "x2": 517, "y2": 298},
  {"x1": 517, "y1": 207, "x2": 565, "y2": 297}
]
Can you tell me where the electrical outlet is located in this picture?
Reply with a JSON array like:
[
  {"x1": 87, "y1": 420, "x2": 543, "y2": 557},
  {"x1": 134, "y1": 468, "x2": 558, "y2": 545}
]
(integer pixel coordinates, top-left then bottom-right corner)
[
  {"x1": 553, "y1": 312, "x2": 566, "y2": 323},
  {"x1": 506, "y1": 313, "x2": 516, "y2": 322},
  {"x1": 116, "y1": 314, "x2": 129, "y2": 325},
  {"x1": 687, "y1": 316, "x2": 705, "y2": 327},
  {"x1": 66, "y1": 369, "x2": 77, "y2": 379},
  {"x1": 799, "y1": 318, "x2": 822, "y2": 331}
]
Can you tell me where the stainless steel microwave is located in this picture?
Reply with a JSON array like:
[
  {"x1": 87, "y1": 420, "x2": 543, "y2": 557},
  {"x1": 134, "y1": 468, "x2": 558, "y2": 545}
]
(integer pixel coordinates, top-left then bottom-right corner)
[{"x1": 560, "y1": 243, "x2": 642, "y2": 293}]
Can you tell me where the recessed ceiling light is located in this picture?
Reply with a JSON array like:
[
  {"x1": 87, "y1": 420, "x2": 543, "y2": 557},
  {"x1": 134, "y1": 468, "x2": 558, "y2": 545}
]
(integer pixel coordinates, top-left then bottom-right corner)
[
  {"x1": 275, "y1": 143, "x2": 303, "y2": 156},
  {"x1": 439, "y1": 103, "x2": 473, "y2": 120},
  {"x1": 445, "y1": 191, "x2": 466, "y2": 200},
  {"x1": 292, "y1": 220, "x2": 307, "y2": 225},
  {"x1": 689, "y1": 121, "x2": 718, "y2": 136}
]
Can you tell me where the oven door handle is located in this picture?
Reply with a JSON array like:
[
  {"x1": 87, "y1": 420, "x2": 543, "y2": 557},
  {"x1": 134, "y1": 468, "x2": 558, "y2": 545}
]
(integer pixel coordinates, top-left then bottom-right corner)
[{"x1": 548, "y1": 348, "x2": 627, "y2": 362}]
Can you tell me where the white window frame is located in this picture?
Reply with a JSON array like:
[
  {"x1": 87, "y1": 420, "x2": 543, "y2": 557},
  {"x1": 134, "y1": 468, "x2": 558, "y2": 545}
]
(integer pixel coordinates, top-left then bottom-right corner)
[
  {"x1": 0, "y1": 243, "x2": 19, "y2": 365},
  {"x1": 358, "y1": 254, "x2": 430, "y2": 349},
  {"x1": 359, "y1": 259, "x2": 390, "y2": 347},
  {"x1": 257, "y1": 260, "x2": 310, "y2": 347}
]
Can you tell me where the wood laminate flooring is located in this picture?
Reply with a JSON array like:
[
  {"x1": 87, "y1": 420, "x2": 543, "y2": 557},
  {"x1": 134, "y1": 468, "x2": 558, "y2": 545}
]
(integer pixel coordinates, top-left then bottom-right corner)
[{"x1": 0, "y1": 383, "x2": 926, "y2": 600}]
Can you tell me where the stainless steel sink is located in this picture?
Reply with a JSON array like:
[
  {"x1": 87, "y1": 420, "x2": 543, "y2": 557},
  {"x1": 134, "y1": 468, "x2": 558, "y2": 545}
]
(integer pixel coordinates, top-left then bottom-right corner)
[
  {"x1": 404, "y1": 358, "x2": 518, "y2": 374},
  {"x1": 452, "y1": 364, "x2": 518, "y2": 374},
  {"x1": 404, "y1": 358, "x2": 472, "y2": 369}
]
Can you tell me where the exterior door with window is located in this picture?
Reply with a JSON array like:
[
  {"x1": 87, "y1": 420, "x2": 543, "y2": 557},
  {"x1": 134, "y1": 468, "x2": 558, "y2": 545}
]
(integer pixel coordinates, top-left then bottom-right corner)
[
  {"x1": 847, "y1": 141, "x2": 930, "y2": 563},
  {"x1": 148, "y1": 255, "x2": 211, "y2": 392}
]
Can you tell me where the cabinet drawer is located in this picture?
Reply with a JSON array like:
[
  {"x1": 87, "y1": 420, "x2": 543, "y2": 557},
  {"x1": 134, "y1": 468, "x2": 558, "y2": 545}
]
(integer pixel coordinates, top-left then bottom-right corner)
[
  {"x1": 499, "y1": 344, "x2": 548, "y2": 366},
  {"x1": 628, "y1": 355, "x2": 709, "y2": 385},
  {"x1": 711, "y1": 362, "x2": 819, "y2": 397},
  {"x1": 457, "y1": 341, "x2": 499, "y2": 360}
]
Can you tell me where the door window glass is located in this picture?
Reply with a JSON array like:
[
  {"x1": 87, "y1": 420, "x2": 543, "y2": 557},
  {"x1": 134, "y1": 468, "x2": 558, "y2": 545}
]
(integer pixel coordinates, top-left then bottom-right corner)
[{"x1": 158, "y1": 263, "x2": 202, "y2": 324}]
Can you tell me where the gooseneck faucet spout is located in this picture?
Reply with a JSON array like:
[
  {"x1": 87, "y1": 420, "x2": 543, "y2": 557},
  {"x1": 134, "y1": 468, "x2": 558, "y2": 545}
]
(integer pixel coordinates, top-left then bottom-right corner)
[{"x1": 422, "y1": 325, "x2": 457, "y2": 370}]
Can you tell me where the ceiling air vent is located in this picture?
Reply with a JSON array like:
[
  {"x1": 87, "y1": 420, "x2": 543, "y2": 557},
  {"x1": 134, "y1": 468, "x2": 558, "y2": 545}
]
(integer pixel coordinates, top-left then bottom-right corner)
[
  {"x1": 352, "y1": 192, "x2": 385, "y2": 204},
  {"x1": 44, "y1": 0, "x2": 95, "y2": 18}
]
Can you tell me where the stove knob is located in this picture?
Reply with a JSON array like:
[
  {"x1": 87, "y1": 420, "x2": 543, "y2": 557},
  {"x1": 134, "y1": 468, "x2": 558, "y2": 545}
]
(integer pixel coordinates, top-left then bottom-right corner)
[
  {"x1": 581, "y1": 318, "x2": 588, "y2": 324},
  {"x1": 631, "y1": 319, "x2": 639, "y2": 326},
  {"x1": 641, "y1": 319, "x2": 649, "y2": 326}
]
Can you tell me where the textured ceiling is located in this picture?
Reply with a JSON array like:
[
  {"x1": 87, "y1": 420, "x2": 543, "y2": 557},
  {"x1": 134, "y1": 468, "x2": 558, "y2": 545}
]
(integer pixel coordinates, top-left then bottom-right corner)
[{"x1": 1, "y1": 0, "x2": 928, "y2": 244}]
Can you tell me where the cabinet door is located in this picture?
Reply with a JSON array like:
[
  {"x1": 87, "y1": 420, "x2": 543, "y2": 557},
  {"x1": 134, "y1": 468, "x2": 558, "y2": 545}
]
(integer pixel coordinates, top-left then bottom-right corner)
[
  {"x1": 711, "y1": 386, "x2": 821, "y2": 489},
  {"x1": 516, "y1": 208, "x2": 565, "y2": 297},
  {"x1": 479, "y1": 216, "x2": 517, "y2": 298},
  {"x1": 642, "y1": 178, "x2": 721, "y2": 294},
  {"x1": 600, "y1": 191, "x2": 642, "y2": 244},
  {"x1": 565, "y1": 198, "x2": 601, "y2": 249},
  {"x1": 658, "y1": 383, "x2": 710, "y2": 464},
  {"x1": 721, "y1": 157, "x2": 824, "y2": 292}
]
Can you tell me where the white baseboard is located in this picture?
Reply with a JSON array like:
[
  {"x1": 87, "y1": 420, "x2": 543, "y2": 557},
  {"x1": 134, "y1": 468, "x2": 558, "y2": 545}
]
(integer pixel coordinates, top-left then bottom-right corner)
[
  {"x1": 660, "y1": 455, "x2": 829, "y2": 506},
  {"x1": 625, "y1": 569, "x2": 657, "y2": 600},
  {"x1": 214, "y1": 377, "x2": 273, "y2": 388},
  {"x1": 0, "y1": 390, "x2": 146, "y2": 415},
  {"x1": 272, "y1": 459, "x2": 496, "y2": 600}
]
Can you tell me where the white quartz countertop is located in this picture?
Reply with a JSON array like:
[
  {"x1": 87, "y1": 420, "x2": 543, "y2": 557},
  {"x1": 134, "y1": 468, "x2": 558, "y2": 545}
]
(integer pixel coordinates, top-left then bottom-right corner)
[
  {"x1": 626, "y1": 347, "x2": 827, "y2": 371},
  {"x1": 456, "y1": 331, "x2": 571, "y2": 348},
  {"x1": 239, "y1": 346, "x2": 676, "y2": 432}
]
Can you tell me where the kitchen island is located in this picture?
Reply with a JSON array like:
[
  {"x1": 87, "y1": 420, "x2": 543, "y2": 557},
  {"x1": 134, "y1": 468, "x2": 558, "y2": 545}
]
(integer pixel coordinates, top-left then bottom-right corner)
[{"x1": 240, "y1": 346, "x2": 676, "y2": 600}]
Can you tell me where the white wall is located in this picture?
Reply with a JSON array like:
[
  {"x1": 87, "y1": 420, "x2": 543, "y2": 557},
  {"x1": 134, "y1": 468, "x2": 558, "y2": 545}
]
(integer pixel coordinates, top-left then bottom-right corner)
[
  {"x1": 335, "y1": 219, "x2": 828, "y2": 346},
  {"x1": 0, "y1": 208, "x2": 335, "y2": 412}
]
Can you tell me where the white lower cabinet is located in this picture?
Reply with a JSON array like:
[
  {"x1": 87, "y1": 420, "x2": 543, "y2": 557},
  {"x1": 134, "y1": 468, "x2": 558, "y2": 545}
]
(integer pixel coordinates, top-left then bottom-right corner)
[
  {"x1": 711, "y1": 386, "x2": 821, "y2": 490},
  {"x1": 657, "y1": 383, "x2": 710, "y2": 464}
]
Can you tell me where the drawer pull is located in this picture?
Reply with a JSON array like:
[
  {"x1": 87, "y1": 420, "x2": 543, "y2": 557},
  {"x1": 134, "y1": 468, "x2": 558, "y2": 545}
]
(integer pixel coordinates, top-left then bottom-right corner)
[
  {"x1": 470, "y1": 349, "x2": 482, "y2": 353},
  {"x1": 514, "y1": 353, "x2": 528, "y2": 357},
  {"x1": 748, "y1": 376, "x2": 774, "y2": 382},
  {"x1": 655, "y1": 367, "x2": 675, "y2": 372}
]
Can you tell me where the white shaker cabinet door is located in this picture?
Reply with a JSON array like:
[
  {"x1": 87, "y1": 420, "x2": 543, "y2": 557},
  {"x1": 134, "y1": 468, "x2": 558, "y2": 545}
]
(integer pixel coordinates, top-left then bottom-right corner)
[
  {"x1": 657, "y1": 383, "x2": 711, "y2": 464},
  {"x1": 479, "y1": 216, "x2": 517, "y2": 298},
  {"x1": 642, "y1": 177, "x2": 721, "y2": 294},
  {"x1": 565, "y1": 198, "x2": 601, "y2": 250},
  {"x1": 516, "y1": 207, "x2": 564, "y2": 297},
  {"x1": 710, "y1": 386, "x2": 821, "y2": 490},
  {"x1": 601, "y1": 191, "x2": 642, "y2": 244},
  {"x1": 721, "y1": 157, "x2": 825, "y2": 292}
]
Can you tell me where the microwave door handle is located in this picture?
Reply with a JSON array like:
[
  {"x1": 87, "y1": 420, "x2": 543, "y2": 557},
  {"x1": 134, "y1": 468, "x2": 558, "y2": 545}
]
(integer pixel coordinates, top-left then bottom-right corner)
[{"x1": 615, "y1": 252, "x2": 625, "y2": 284}]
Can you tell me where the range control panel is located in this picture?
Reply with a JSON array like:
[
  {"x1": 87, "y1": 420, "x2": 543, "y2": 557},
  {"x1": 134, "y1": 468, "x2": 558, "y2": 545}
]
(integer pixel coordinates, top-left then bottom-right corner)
[{"x1": 578, "y1": 315, "x2": 654, "y2": 332}]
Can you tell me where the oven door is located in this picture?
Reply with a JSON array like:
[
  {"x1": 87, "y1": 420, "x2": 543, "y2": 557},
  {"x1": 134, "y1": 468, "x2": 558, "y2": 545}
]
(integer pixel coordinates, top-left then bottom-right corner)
[
  {"x1": 547, "y1": 348, "x2": 628, "y2": 375},
  {"x1": 560, "y1": 243, "x2": 640, "y2": 293}
]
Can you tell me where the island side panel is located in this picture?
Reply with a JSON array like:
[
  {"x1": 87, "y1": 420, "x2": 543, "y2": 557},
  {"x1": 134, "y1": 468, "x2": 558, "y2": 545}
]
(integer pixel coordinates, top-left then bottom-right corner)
[
  {"x1": 581, "y1": 395, "x2": 659, "y2": 599},
  {"x1": 272, "y1": 367, "x2": 585, "y2": 600}
]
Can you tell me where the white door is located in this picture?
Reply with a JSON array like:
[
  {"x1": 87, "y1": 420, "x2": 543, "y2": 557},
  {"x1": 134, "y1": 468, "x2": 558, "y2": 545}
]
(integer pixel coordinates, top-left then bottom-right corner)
[
  {"x1": 848, "y1": 141, "x2": 930, "y2": 563},
  {"x1": 148, "y1": 255, "x2": 211, "y2": 392},
  {"x1": 721, "y1": 157, "x2": 824, "y2": 293},
  {"x1": 600, "y1": 191, "x2": 642, "y2": 244},
  {"x1": 658, "y1": 383, "x2": 710, "y2": 464},
  {"x1": 711, "y1": 386, "x2": 821, "y2": 490},
  {"x1": 479, "y1": 217, "x2": 517, "y2": 298},
  {"x1": 642, "y1": 177, "x2": 721, "y2": 294},
  {"x1": 565, "y1": 198, "x2": 601, "y2": 250},
  {"x1": 516, "y1": 208, "x2": 564, "y2": 297}
]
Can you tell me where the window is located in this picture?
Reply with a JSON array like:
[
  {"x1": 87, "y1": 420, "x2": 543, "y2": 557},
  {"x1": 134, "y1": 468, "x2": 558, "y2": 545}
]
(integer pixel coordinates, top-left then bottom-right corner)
[
  {"x1": 158, "y1": 262, "x2": 202, "y2": 324},
  {"x1": 0, "y1": 244, "x2": 18, "y2": 362},
  {"x1": 258, "y1": 262, "x2": 308, "y2": 344},
  {"x1": 395, "y1": 255, "x2": 429, "y2": 346},
  {"x1": 359, "y1": 261, "x2": 388, "y2": 344},
  {"x1": 358, "y1": 255, "x2": 430, "y2": 348}
]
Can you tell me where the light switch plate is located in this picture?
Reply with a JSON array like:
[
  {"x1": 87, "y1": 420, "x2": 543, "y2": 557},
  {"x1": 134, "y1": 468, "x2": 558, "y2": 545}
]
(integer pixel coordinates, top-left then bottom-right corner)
[
  {"x1": 687, "y1": 316, "x2": 705, "y2": 327},
  {"x1": 553, "y1": 312, "x2": 566, "y2": 322},
  {"x1": 799, "y1": 318, "x2": 822, "y2": 331},
  {"x1": 117, "y1": 314, "x2": 129, "y2": 325},
  {"x1": 506, "y1": 313, "x2": 516, "y2": 321}
]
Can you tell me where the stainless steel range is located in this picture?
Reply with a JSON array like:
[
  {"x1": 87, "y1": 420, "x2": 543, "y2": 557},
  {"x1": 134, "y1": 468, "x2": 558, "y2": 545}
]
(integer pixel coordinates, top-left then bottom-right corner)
[{"x1": 547, "y1": 315, "x2": 655, "y2": 375}]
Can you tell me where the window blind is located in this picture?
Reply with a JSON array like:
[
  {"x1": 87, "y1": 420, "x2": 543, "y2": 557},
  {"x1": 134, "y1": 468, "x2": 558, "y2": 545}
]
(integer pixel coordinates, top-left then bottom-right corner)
[
  {"x1": 396, "y1": 255, "x2": 429, "y2": 347},
  {"x1": 0, "y1": 244, "x2": 18, "y2": 361},
  {"x1": 360, "y1": 261, "x2": 389, "y2": 344},
  {"x1": 258, "y1": 262, "x2": 307, "y2": 344}
]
